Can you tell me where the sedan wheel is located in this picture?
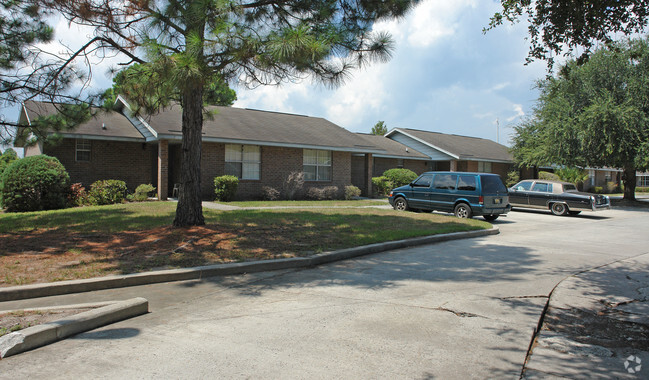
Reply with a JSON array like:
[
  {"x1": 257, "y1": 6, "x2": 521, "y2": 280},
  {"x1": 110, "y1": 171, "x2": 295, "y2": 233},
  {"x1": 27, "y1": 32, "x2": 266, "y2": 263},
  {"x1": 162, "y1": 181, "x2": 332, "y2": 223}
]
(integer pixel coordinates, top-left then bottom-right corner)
[
  {"x1": 550, "y1": 202, "x2": 569, "y2": 216},
  {"x1": 454, "y1": 203, "x2": 472, "y2": 219},
  {"x1": 394, "y1": 197, "x2": 409, "y2": 211}
]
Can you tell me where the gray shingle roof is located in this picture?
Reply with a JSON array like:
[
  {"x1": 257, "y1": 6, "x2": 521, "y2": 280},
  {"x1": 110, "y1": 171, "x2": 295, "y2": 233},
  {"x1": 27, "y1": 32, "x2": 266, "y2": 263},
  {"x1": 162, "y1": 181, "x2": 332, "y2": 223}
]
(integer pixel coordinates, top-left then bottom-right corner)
[
  {"x1": 392, "y1": 128, "x2": 513, "y2": 162},
  {"x1": 21, "y1": 101, "x2": 146, "y2": 141},
  {"x1": 354, "y1": 133, "x2": 428, "y2": 159},
  {"x1": 142, "y1": 104, "x2": 382, "y2": 153}
]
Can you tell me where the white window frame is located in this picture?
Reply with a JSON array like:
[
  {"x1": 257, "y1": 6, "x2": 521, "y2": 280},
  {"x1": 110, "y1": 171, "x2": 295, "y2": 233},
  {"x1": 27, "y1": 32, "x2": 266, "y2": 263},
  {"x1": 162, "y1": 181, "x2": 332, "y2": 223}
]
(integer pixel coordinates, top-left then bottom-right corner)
[
  {"x1": 75, "y1": 139, "x2": 91, "y2": 162},
  {"x1": 225, "y1": 144, "x2": 261, "y2": 180},
  {"x1": 303, "y1": 149, "x2": 332, "y2": 181}
]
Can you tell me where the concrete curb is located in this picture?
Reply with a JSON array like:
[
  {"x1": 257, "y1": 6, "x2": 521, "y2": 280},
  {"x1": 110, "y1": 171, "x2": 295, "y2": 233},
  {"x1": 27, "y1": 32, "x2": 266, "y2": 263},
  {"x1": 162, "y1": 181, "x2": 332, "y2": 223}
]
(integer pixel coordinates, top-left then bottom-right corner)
[
  {"x1": 0, "y1": 297, "x2": 149, "y2": 359},
  {"x1": 0, "y1": 227, "x2": 498, "y2": 302}
]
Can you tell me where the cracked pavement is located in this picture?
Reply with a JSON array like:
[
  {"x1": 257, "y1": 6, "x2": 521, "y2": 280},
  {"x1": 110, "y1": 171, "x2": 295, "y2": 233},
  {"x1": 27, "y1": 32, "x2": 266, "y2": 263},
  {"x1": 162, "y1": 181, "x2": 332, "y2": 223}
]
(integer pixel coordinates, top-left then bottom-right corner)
[{"x1": 0, "y1": 208, "x2": 648, "y2": 378}]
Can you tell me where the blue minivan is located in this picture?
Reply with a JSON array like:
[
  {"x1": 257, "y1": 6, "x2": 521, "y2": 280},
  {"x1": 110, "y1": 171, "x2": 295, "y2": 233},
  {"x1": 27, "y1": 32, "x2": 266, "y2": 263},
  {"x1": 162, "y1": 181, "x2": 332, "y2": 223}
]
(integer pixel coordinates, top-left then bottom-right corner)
[{"x1": 388, "y1": 171, "x2": 511, "y2": 221}]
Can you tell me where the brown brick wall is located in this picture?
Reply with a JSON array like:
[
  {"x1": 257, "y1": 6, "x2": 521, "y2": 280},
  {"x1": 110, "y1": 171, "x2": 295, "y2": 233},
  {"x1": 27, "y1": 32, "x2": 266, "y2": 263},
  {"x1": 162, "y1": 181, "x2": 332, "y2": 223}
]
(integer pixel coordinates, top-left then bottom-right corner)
[
  {"x1": 43, "y1": 138, "x2": 156, "y2": 191},
  {"x1": 196, "y1": 144, "x2": 353, "y2": 200},
  {"x1": 371, "y1": 158, "x2": 428, "y2": 177}
]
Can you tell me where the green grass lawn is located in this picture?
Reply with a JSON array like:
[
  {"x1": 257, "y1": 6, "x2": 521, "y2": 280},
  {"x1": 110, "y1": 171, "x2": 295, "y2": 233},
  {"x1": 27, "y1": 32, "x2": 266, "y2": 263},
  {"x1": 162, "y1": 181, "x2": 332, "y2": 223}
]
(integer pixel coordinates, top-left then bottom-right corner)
[{"x1": 0, "y1": 201, "x2": 490, "y2": 285}]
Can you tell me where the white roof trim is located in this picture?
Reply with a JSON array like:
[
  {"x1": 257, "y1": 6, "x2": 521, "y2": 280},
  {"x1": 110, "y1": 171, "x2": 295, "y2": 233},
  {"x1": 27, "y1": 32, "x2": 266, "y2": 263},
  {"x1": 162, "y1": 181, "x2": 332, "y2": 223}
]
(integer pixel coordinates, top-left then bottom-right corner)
[
  {"x1": 116, "y1": 95, "x2": 159, "y2": 140},
  {"x1": 55, "y1": 133, "x2": 145, "y2": 143},
  {"x1": 387, "y1": 128, "x2": 460, "y2": 160}
]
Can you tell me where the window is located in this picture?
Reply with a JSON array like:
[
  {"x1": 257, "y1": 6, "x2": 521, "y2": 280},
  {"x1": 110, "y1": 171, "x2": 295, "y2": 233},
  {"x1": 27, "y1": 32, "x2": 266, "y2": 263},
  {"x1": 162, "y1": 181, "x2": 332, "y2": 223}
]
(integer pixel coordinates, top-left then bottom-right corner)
[
  {"x1": 412, "y1": 174, "x2": 433, "y2": 187},
  {"x1": 639, "y1": 176, "x2": 649, "y2": 187},
  {"x1": 531, "y1": 182, "x2": 552, "y2": 193},
  {"x1": 457, "y1": 175, "x2": 477, "y2": 191},
  {"x1": 75, "y1": 139, "x2": 91, "y2": 162},
  {"x1": 303, "y1": 149, "x2": 331, "y2": 181},
  {"x1": 433, "y1": 174, "x2": 457, "y2": 190},
  {"x1": 477, "y1": 161, "x2": 492, "y2": 173},
  {"x1": 225, "y1": 144, "x2": 260, "y2": 180},
  {"x1": 515, "y1": 181, "x2": 533, "y2": 191}
]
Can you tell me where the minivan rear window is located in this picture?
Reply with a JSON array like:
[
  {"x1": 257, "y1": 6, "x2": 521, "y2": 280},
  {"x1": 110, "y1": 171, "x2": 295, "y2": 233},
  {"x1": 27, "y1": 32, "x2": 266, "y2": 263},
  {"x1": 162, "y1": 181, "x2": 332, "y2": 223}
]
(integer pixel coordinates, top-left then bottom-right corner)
[{"x1": 480, "y1": 175, "x2": 507, "y2": 193}]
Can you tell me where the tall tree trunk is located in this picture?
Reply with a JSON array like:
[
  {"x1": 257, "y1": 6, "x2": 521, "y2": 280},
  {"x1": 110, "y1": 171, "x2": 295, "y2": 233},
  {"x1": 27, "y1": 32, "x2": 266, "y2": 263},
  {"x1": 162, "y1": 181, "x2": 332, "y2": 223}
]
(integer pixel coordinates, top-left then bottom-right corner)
[
  {"x1": 173, "y1": 84, "x2": 205, "y2": 226},
  {"x1": 622, "y1": 165, "x2": 637, "y2": 201}
]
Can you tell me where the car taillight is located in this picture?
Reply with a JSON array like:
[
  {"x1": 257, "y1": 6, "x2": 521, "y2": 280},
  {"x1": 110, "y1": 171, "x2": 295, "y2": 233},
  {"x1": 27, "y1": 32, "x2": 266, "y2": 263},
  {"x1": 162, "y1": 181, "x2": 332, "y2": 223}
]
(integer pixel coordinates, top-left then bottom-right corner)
[{"x1": 479, "y1": 196, "x2": 484, "y2": 205}]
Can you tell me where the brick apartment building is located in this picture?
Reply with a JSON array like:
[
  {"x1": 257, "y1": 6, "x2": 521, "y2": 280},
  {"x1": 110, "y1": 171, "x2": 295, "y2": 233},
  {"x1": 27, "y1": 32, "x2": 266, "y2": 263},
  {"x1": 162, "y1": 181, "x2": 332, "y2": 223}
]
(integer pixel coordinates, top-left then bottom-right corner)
[{"x1": 18, "y1": 98, "x2": 514, "y2": 200}]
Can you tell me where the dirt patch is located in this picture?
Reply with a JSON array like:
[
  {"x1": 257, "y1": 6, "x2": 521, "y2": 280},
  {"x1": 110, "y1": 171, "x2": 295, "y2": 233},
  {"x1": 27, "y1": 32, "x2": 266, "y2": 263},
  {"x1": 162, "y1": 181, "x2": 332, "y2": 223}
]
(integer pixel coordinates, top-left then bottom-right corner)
[
  {"x1": 0, "y1": 224, "x2": 303, "y2": 286},
  {"x1": 0, "y1": 308, "x2": 95, "y2": 337}
]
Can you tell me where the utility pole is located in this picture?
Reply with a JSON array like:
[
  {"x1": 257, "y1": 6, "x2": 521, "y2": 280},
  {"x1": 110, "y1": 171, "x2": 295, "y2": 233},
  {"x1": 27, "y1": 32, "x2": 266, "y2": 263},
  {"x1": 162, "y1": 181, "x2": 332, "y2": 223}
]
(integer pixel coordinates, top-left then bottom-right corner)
[{"x1": 496, "y1": 118, "x2": 500, "y2": 143}]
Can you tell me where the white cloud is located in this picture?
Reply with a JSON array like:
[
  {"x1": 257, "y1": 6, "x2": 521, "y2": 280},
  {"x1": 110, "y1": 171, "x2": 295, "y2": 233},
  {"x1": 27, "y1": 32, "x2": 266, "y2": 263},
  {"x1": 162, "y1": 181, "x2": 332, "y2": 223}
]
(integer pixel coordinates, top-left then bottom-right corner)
[{"x1": 506, "y1": 104, "x2": 525, "y2": 122}]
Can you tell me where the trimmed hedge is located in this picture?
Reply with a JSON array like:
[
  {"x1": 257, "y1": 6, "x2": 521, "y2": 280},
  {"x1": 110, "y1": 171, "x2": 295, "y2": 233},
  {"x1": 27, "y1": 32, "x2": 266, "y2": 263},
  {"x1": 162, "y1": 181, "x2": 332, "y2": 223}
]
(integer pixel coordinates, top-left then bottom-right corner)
[
  {"x1": 0, "y1": 155, "x2": 70, "y2": 212},
  {"x1": 88, "y1": 180, "x2": 127, "y2": 205},
  {"x1": 214, "y1": 175, "x2": 239, "y2": 201},
  {"x1": 383, "y1": 168, "x2": 418, "y2": 188}
]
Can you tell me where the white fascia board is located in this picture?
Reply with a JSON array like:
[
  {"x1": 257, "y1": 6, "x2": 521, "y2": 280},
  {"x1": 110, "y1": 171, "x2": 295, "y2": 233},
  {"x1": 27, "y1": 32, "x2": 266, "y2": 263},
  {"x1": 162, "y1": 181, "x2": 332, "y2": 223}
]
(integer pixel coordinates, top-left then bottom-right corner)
[
  {"x1": 390, "y1": 129, "x2": 460, "y2": 160},
  {"x1": 156, "y1": 134, "x2": 385, "y2": 153},
  {"x1": 460, "y1": 157, "x2": 514, "y2": 164},
  {"x1": 116, "y1": 95, "x2": 158, "y2": 140},
  {"x1": 21, "y1": 103, "x2": 32, "y2": 126},
  {"x1": 56, "y1": 133, "x2": 146, "y2": 143},
  {"x1": 371, "y1": 154, "x2": 430, "y2": 160}
]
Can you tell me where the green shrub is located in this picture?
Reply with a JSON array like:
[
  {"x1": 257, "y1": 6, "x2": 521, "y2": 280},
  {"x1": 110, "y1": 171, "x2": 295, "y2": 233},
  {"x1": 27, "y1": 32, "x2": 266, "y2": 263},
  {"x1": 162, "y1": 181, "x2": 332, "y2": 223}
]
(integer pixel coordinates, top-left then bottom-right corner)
[
  {"x1": 372, "y1": 176, "x2": 393, "y2": 197},
  {"x1": 88, "y1": 180, "x2": 127, "y2": 205},
  {"x1": 594, "y1": 186, "x2": 604, "y2": 194},
  {"x1": 382, "y1": 168, "x2": 418, "y2": 188},
  {"x1": 538, "y1": 171, "x2": 560, "y2": 181},
  {"x1": 133, "y1": 184, "x2": 156, "y2": 202},
  {"x1": 323, "y1": 186, "x2": 339, "y2": 200},
  {"x1": 555, "y1": 167, "x2": 589, "y2": 184},
  {"x1": 605, "y1": 181, "x2": 620, "y2": 193},
  {"x1": 637, "y1": 187, "x2": 649, "y2": 193},
  {"x1": 214, "y1": 175, "x2": 239, "y2": 202},
  {"x1": 345, "y1": 185, "x2": 361, "y2": 200},
  {"x1": 0, "y1": 155, "x2": 70, "y2": 212},
  {"x1": 306, "y1": 187, "x2": 326, "y2": 200},
  {"x1": 0, "y1": 148, "x2": 18, "y2": 177},
  {"x1": 506, "y1": 170, "x2": 520, "y2": 187}
]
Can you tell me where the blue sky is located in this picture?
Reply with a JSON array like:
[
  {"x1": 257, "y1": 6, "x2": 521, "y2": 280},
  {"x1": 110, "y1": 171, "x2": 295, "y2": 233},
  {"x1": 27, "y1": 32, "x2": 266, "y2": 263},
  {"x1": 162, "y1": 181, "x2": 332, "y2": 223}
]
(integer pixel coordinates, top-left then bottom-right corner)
[
  {"x1": 232, "y1": 0, "x2": 547, "y2": 146},
  {"x1": 2, "y1": 0, "x2": 548, "y2": 153}
]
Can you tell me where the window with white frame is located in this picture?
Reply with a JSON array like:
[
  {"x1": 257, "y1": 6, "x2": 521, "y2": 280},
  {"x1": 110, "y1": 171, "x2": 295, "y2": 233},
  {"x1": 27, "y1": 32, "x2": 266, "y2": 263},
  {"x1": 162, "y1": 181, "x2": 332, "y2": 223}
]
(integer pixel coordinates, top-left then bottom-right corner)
[
  {"x1": 639, "y1": 175, "x2": 649, "y2": 187},
  {"x1": 75, "y1": 139, "x2": 91, "y2": 162},
  {"x1": 477, "y1": 161, "x2": 492, "y2": 173},
  {"x1": 303, "y1": 149, "x2": 332, "y2": 181},
  {"x1": 225, "y1": 144, "x2": 260, "y2": 180}
]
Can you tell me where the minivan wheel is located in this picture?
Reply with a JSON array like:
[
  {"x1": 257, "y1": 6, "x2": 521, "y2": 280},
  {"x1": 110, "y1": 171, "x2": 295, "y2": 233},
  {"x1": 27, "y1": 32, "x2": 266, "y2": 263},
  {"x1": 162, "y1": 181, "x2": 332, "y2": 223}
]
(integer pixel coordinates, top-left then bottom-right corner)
[
  {"x1": 394, "y1": 197, "x2": 409, "y2": 211},
  {"x1": 454, "y1": 203, "x2": 472, "y2": 219},
  {"x1": 550, "y1": 202, "x2": 568, "y2": 216},
  {"x1": 483, "y1": 214, "x2": 499, "y2": 222}
]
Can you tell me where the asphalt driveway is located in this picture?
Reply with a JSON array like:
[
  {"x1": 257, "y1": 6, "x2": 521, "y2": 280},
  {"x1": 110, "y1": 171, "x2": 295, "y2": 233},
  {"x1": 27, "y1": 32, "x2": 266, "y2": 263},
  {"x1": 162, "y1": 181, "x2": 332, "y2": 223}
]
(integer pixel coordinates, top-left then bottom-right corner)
[{"x1": 1, "y1": 207, "x2": 647, "y2": 379}]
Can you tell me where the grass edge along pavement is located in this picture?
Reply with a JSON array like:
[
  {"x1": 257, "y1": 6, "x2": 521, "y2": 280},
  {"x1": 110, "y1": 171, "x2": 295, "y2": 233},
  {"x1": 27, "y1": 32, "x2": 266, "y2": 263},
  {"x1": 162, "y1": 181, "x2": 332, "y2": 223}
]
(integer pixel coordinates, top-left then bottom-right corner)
[
  {"x1": 0, "y1": 202, "x2": 490, "y2": 287},
  {"x1": 0, "y1": 226, "x2": 499, "y2": 302}
]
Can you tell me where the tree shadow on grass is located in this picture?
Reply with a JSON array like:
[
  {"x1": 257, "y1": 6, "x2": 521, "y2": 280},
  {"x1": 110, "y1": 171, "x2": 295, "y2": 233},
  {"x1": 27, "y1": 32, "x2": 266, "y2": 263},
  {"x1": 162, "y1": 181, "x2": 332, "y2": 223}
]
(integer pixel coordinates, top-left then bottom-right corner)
[{"x1": 0, "y1": 209, "x2": 490, "y2": 285}]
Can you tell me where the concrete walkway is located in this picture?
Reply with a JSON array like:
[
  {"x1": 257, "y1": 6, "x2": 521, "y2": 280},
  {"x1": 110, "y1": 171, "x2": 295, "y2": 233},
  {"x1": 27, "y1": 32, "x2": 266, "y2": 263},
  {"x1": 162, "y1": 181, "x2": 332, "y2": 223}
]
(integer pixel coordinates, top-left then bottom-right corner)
[{"x1": 524, "y1": 253, "x2": 649, "y2": 379}]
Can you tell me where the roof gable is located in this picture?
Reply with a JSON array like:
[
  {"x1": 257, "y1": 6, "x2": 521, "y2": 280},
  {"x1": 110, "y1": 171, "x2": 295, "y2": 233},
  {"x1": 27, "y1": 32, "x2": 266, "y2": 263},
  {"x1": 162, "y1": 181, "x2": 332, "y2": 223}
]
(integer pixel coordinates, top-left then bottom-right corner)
[{"x1": 387, "y1": 128, "x2": 513, "y2": 163}]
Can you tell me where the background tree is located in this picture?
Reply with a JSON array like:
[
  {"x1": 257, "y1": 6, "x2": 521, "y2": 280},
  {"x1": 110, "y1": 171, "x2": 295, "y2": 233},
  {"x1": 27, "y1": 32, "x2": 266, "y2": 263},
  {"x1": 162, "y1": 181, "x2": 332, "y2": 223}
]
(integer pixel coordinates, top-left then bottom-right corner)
[
  {"x1": 487, "y1": 0, "x2": 649, "y2": 68},
  {"x1": 31, "y1": 0, "x2": 418, "y2": 226},
  {"x1": 371, "y1": 120, "x2": 387, "y2": 135},
  {"x1": 510, "y1": 38, "x2": 649, "y2": 200}
]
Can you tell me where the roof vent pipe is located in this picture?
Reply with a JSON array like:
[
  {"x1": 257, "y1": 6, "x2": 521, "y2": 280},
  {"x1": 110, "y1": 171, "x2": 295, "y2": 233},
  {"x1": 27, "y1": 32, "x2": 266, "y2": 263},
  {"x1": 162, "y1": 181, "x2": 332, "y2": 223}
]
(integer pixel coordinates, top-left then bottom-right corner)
[{"x1": 102, "y1": 123, "x2": 106, "y2": 130}]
